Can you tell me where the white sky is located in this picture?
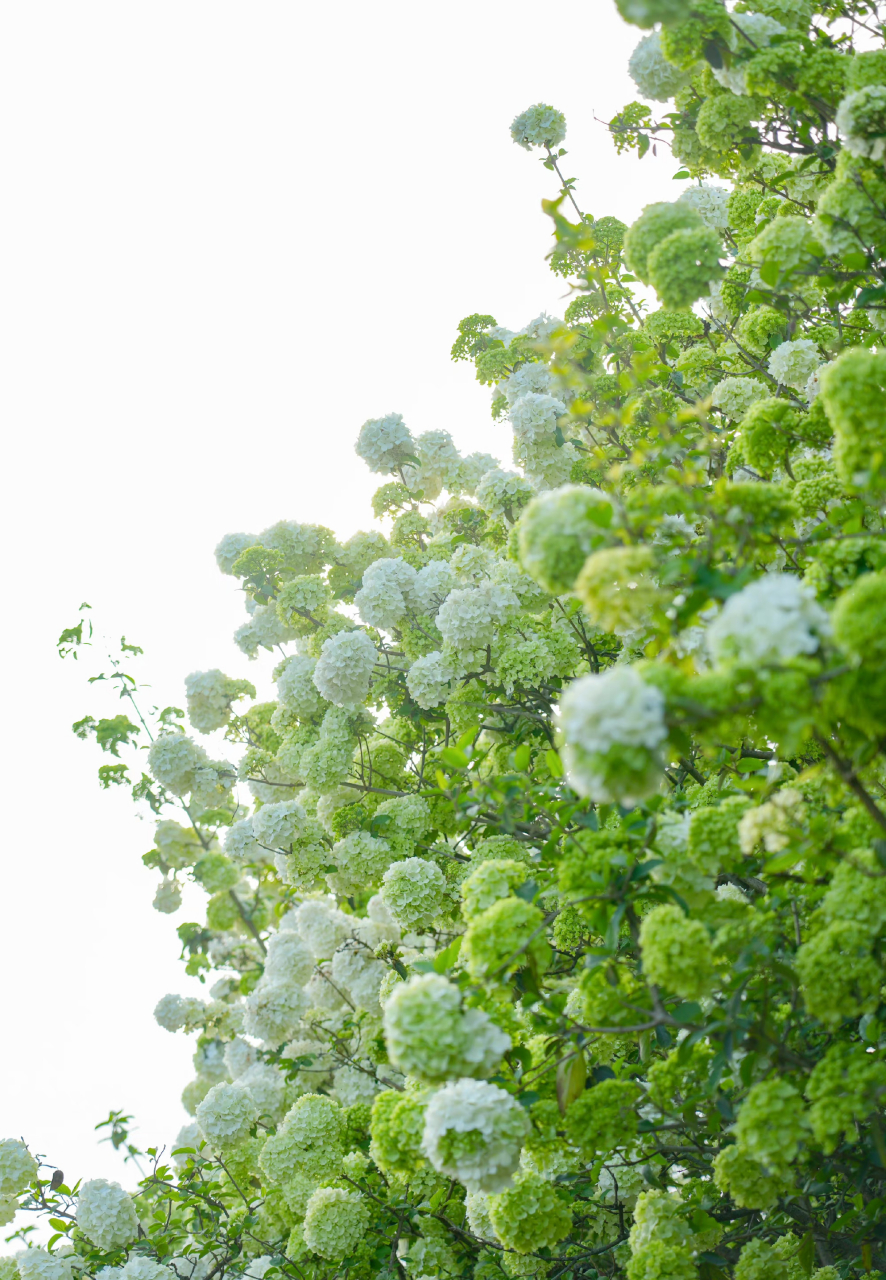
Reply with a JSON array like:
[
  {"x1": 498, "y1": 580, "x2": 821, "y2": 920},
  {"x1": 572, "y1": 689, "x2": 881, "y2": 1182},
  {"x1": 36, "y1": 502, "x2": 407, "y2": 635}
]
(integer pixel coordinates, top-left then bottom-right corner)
[{"x1": 0, "y1": 0, "x2": 680, "y2": 1233}]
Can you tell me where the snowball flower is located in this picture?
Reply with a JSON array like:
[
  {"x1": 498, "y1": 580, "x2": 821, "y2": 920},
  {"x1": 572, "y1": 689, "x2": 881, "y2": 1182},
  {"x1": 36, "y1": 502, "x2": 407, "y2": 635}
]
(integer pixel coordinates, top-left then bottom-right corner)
[
  {"x1": 15, "y1": 1250, "x2": 75, "y2": 1280},
  {"x1": 333, "y1": 1064, "x2": 380, "y2": 1107},
  {"x1": 238, "y1": 1062, "x2": 290, "y2": 1123},
  {"x1": 195, "y1": 1082, "x2": 258, "y2": 1150},
  {"x1": 629, "y1": 31, "x2": 690, "y2": 101},
  {"x1": 224, "y1": 818, "x2": 264, "y2": 862},
  {"x1": 381, "y1": 857, "x2": 447, "y2": 930},
  {"x1": 509, "y1": 392, "x2": 567, "y2": 445},
  {"x1": 148, "y1": 734, "x2": 208, "y2": 797},
  {"x1": 355, "y1": 412, "x2": 416, "y2": 474},
  {"x1": 412, "y1": 559, "x2": 456, "y2": 614},
  {"x1": 223, "y1": 1037, "x2": 258, "y2": 1080},
  {"x1": 711, "y1": 376, "x2": 769, "y2": 421},
  {"x1": 76, "y1": 1179, "x2": 139, "y2": 1251},
  {"x1": 327, "y1": 830, "x2": 393, "y2": 895},
  {"x1": 153, "y1": 993, "x2": 205, "y2": 1033},
  {"x1": 768, "y1": 338, "x2": 822, "y2": 392},
  {"x1": 510, "y1": 104, "x2": 566, "y2": 150},
  {"x1": 251, "y1": 799, "x2": 307, "y2": 850},
  {"x1": 244, "y1": 979, "x2": 310, "y2": 1048},
  {"x1": 312, "y1": 629, "x2": 377, "y2": 706},
  {"x1": 456, "y1": 451, "x2": 502, "y2": 495},
  {"x1": 502, "y1": 361, "x2": 552, "y2": 405},
  {"x1": 678, "y1": 183, "x2": 730, "y2": 232},
  {"x1": 836, "y1": 86, "x2": 886, "y2": 162},
  {"x1": 436, "y1": 581, "x2": 519, "y2": 655},
  {"x1": 302, "y1": 1187, "x2": 370, "y2": 1260},
  {"x1": 153, "y1": 878, "x2": 182, "y2": 914},
  {"x1": 406, "y1": 651, "x2": 456, "y2": 709},
  {"x1": 292, "y1": 897, "x2": 351, "y2": 958},
  {"x1": 555, "y1": 667, "x2": 668, "y2": 805},
  {"x1": 172, "y1": 1121, "x2": 202, "y2": 1165},
  {"x1": 331, "y1": 940, "x2": 386, "y2": 1011},
  {"x1": 706, "y1": 574, "x2": 830, "y2": 666},
  {"x1": 422, "y1": 1078, "x2": 531, "y2": 1193},
  {"x1": 383, "y1": 973, "x2": 511, "y2": 1083},
  {"x1": 185, "y1": 669, "x2": 253, "y2": 734},
  {"x1": 0, "y1": 1142, "x2": 37, "y2": 1195},
  {"x1": 264, "y1": 929, "x2": 315, "y2": 985},
  {"x1": 354, "y1": 557, "x2": 418, "y2": 630},
  {"x1": 120, "y1": 1258, "x2": 172, "y2": 1280},
  {"x1": 214, "y1": 531, "x2": 257, "y2": 575},
  {"x1": 275, "y1": 654, "x2": 326, "y2": 718},
  {"x1": 475, "y1": 468, "x2": 534, "y2": 521}
]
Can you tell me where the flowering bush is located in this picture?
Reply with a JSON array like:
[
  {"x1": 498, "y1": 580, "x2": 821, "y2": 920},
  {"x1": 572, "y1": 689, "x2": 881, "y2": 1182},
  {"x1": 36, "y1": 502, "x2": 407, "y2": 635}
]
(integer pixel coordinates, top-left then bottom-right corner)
[{"x1": 12, "y1": 6, "x2": 886, "y2": 1279}]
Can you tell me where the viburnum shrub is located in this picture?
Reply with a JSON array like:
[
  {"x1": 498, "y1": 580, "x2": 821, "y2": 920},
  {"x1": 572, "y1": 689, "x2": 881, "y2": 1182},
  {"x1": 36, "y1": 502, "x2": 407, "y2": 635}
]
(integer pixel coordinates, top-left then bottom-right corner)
[{"x1": 11, "y1": 3, "x2": 886, "y2": 1278}]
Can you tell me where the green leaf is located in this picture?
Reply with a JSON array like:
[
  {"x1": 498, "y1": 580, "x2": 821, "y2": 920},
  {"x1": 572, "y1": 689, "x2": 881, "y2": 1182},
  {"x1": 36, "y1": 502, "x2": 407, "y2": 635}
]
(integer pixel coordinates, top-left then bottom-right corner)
[
  {"x1": 433, "y1": 935, "x2": 463, "y2": 973},
  {"x1": 515, "y1": 879, "x2": 539, "y2": 903},
  {"x1": 440, "y1": 747, "x2": 469, "y2": 770},
  {"x1": 556, "y1": 1052, "x2": 587, "y2": 1115},
  {"x1": 672, "y1": 169, "x2": 691, "y2": 180},
  {"x1": 672, "y1": 1002, "x2": 701, "y2": 1024},
  {"x1": 514, "y1": 744, "x2": 532, "y2": 772},
  {"x1": 546, "y1": 749, "x2": 564, "y2": 778}
]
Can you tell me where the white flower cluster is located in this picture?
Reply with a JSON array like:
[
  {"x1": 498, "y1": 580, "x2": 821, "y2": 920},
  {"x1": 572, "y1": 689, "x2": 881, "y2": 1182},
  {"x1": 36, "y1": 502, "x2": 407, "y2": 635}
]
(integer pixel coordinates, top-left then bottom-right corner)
[
  {"x1": 436, "y1": 581, "x2": 519, "y2": 657},
  {"x1": 711, "y1": 376, "x2": 769, "y2": 421},
  {"x1": 153, "y1": 993, "x2": 206, "y2": 1033},
  {"x1": 456, "y1": 451, "x2": 502, "y2": 496},
  {"x1": 555, "y1": 667, "x2": 668, "y2": 805},
  {"x1": 15, "y1": 1250, "x2": 74, "y2": 1280},
  {"x1": 148, "y1": 734, "x2": 210, "y2": 797},
  {"x1": 76, "y1": 1179, "x2": 140, "y2": 1251},
  {"x1": 510, "y1": 103, "x2": 567, "y2": 150},
  {"x1": 706, "y1": 574, "x2": 830, "y2": 666},
  {"x1": 331, "y1": 940, "x2": 387, "y2": 1011},
  {"x1": 302, "y1": 1187, "x2": 370, "y2": 1260},
  {"x1": 383, "y1": 974, "x2": 511, "y2": 1083},
  {"x1": 502, "y1": 361, "x2": 552, "y2": 404},
  {"x1": 678, "y1": 183, "x2": 730, "y2": 232},
  {"x1": 327, "y1": 830, "x2": 393, "y2": 895},
  {"x1": 120, "y1": 1256, "x2": 171, "y2": 1280},
  {"x1": 406, "y1": 651, "x2": 455, "y2": 708},
  {"x1": 381, "y1": 857, "x2": 446, "y2": 930},
  {"x1": 408, "y1": 429, "x2": 462, "y2": 501},
  {"x1": 289, "y1": 897, "x2": 351, "y2": 958},
  {"x1": 234, "y1": 602, "x2": 298, "y2": 659},
  {"x1": 836, "y1": 86, "x2": 886, "y2": 162},
  {"x1": 252, "y1": 799, "x2": 307, "y2": 850},
  {"x1": 184, "y1": 669, "x2": 251, "y2": 734},
  {"x1": 276, "y1": 654, "x2": 326, "y2": 719},
  {"x1": 0, "y1": 1141, "x2": 37, "y2": 1196},
  {"x1": 475, "y1": 468, "x2": 534, "y2": 520},
  {"x1": 195, "y1": 1082, "x2": 258, "y2": 1150},
  {"x1": 510, "y1": 392, "x2": 567, "y2": 446},
  {"x1": 355, "y1": 557, "x2": 418, "y2": 629},
  {"x1": 244, "y1": 977, "x2": 310, "y2": 1048},
  {"x1": 238, "y1": 1062, "x2": 290, "y2": 1123},
  {"x1": 264, "y1": 929, "x2": 314, "y2": 985},
  {"x1": 224, "y1": 818, "x2": 264, "y2": 862},
  {"x1": 628, "y1": 31, "x2": 690, "y2": 101},
  {"x1": 355, "y1": 413, "x2": 415, "y2": 474},
  {"x1": 214, "y1": 531, "x2": 256, "y2": 575},
  {"x1": 153, "y1": 878, "x2": 182, "y2": 914},
  {"x1": 768, "y1": 338, "x2": 821, "y2": 391},
  {"x1": 312, "y1": 629, "x2": 378, "y2": 706},
  {"x1": 422, "y1": 1078, "x2": 530, "y2": 1193}
]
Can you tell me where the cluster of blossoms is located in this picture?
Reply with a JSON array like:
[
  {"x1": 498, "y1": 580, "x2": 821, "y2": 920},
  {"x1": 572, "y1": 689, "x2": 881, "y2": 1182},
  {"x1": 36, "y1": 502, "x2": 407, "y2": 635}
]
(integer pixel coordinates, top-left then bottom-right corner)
[{"x1": 26, "y1": 7, "x2": 886, "y2": 1280}]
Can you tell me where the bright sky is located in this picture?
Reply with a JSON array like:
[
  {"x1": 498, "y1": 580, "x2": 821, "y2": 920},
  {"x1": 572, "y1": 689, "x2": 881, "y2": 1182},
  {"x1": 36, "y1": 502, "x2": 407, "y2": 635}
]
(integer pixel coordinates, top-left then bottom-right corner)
[{"x1": 0, "y1": 0, "x2": 680, "y2": 1231}]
